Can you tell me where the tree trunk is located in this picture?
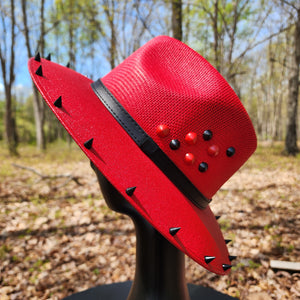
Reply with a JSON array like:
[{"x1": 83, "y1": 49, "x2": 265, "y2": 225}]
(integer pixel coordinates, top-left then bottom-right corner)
[
  {"x1": 0, "y1": 0, "x2": 18, "y2": 155},
  {"x1": 32, "y1": 85, "x2": 46, "y2": 149},
  {"x1": 21, "y1": 0, "x2": 46, "y2": 150},
  {"x1": 171, "y1": 0, "x2": 182, "y2": 41},
  {"x1": 213, "y1": 0, "x2": 220, "y2": 72},
  {"x1": 285, "y1": 9, "x2": 300, "y2": 155},
  {"x1": 103, "y1": 0, "x2": 117, "y2": 69},
  {"x1": 4, "y1": 86, "x2": 18, "y2": 156}
]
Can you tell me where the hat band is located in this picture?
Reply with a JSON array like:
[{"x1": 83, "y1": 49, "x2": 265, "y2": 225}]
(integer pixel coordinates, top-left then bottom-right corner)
[{"x1": 91, "y1": 79, "x2": 211, "y2": 209}]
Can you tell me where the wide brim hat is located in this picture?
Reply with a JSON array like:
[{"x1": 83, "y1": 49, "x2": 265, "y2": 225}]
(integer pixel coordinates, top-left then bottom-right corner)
[{"x1": 28, "y1": 36, "x2": 257, "y2": 275}]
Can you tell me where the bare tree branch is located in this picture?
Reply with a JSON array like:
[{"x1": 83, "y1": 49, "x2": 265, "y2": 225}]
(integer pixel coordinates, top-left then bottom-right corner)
[
  {"x1": 281, "y1": 0, "x2": 299, "y2": 11},
  {"x1": 234, "y1": 25, "x2": 292, "y2": 63}
]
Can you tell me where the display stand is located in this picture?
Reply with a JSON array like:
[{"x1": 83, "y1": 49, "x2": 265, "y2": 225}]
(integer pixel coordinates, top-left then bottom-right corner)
[{"x1": 63, "y1": 163, "x2": 234, "y2": 300}]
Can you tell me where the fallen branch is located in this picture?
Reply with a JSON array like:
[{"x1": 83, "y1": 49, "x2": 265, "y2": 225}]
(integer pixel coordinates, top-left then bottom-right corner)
[
  {"x1": 270, "y1": 260, "x2": 300, "y2": 272},
  {"x1": 11, "y1": 163, "x2": 83, "y2": 187},
  {"x1": 220, "y1": 183, "x2": 296, "y2": 192}
]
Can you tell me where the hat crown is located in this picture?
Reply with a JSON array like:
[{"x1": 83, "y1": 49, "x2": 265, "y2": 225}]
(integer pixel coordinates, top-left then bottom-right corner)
[{"x1": 102, "y1": 36, "x2": 256, "y2": 199}]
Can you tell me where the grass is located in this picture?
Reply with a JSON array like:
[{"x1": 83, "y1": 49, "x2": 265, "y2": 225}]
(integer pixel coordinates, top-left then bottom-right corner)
[
  {"x1": 245, "y1": 141, "x2": 300, "y2": 171},
  {"x1": 0, "y1": 244, "x2": 11, "y2": 260},
  {"x1": 0, "y1": 140, "x2": 87, "y2": 179},
  {"x1": 1, "y1": 140, "x2": 299, "y2": 173}
]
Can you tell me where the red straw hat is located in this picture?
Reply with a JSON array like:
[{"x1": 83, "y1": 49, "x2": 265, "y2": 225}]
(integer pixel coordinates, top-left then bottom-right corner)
[{"x1": 28, "y1": 36, "x2": 256, "y2": 275}]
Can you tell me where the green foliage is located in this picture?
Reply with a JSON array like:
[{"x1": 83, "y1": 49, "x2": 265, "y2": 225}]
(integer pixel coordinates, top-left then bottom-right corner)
[
  {"x1": 0, "y1": 0, "x2": 297, "y2": 152},
  {"x1": 51, "y1": 0, "x2": 102, "y2": 66},
  {"x1": 248, "y1": 260, "x2": 261, "y2": 269},
  {"x1": 0, "y1": 244, "x2": 11, "y2": 260}
]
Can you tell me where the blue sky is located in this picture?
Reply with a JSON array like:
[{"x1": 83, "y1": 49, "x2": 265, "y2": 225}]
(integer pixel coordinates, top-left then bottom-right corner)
[{"x1": 0, "y1": 0, "x2": 285, "y2": 103}]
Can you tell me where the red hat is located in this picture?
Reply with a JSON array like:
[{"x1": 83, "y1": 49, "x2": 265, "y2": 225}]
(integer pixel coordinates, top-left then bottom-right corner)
[{"x1": 28, "y1": 36, "x2": 256, "y2": 275}]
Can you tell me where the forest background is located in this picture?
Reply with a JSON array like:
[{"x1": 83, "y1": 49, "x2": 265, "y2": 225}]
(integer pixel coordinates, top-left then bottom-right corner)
[
  {"x1": 0, "y1": 0, "x2": 300, "y2": 299},
  {"x1": 0, "y1": 0, "x2": 300, "y2": 156}
]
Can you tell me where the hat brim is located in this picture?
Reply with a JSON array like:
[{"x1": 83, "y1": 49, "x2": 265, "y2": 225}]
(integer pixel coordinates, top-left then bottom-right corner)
[{"x1": 28, "y1": 57, "x2": 231, "y2": 275}]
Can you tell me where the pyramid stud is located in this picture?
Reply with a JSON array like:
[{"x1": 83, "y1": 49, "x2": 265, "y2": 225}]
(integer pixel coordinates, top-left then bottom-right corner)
[
  {"x1": 54, "y1": 96, "x2": 62, "y2": 108},
  {"x1": 45, "y1": 53, "x2": 51, "y2": 61},
  {"x1": 215, "y1": 215, "x2": 221, "y2": 220},
  {"x1": 169, "y1": 227, "x2": 181, "y2": 236},
  {"x1": 35, "y1": 65, "x2": 43, "y2": 77},
  {"x1": 225, "y1": 239, "x2": 232, "y2": 244},
  {"x1": 229, "y1": 255, "x2": 237, "y2": 261},
  {"x1": 34, "y1": 52, "x2": 41, "y2": 62},
  {"x1": 204, "y1": 256, "x2": 216, "y2": 264},
  {"x1": 222, "y1": 264, "x2": 232, "y2": 271},
  {"x1": 84, "y1": 138, "x2": 93, "y2": 149},
  {"x1": 156, "y1": 124, "x2": 170, "y2": 138},
  {"x1": 185, "y1": 132, "x2": 198, "y2": 145},
  {"x1": 184, "y1": 153, "x2": 195, "y2": 165},
  {"x1": 126, "y1": 186, "x2": 136, "y2": 196}
]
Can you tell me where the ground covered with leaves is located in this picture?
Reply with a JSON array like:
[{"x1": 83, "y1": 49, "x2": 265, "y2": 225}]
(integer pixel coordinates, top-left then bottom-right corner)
[{"x1": 0, "y1": 142, "x2": 299, "y2": 299}]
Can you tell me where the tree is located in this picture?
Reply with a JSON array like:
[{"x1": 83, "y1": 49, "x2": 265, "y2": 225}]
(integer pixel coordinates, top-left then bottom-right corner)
[
  {"x1": 281, "y1": 0, "x2": 300, "y2": 155},
  {"x1": 171, "y1": 0, "x2": 182, "y2": 41},
  {"x1": 88, "y1": 0, "x2": 161, "y2": 70},
  {"x1": 102, "y1": 0, "x2": 117, "y2": 69},
  {"x1": 0, "y1": 0, "x2": 18, "y2": 155},
  {"x1": 21, "y1": 0, "x2": 49, "y2": 150},
  {"x1": 188, "y1": 0, "x2": 277, "y2": 92}
]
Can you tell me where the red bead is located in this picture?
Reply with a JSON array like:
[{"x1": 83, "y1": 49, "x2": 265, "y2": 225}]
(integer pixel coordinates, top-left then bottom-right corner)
[
  {"x1": 185, "y1": 132, "x2": 197, "y2": 145},
  {"x1": 184, "y1": 153, "x2": 195, "y2": 165},
  {"x1": 207, "y1": 145, "x2": 219, "y2": 157},
  {"x1": 156, "y1": 124, "x2": 170, "y2": 138}
]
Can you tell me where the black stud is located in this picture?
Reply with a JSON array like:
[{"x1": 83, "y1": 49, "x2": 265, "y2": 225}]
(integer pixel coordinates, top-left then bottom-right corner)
[
  {"x1": 84, "y1": 138, "x2": 93, "y2": 149},
  {"x1": 45, "y1": 53, "x2": 51, "y2": 61},
  {"x1": 203, "y1": 130, "x2": 213, "y2": 141},
  {"x1": 198, "y1": 162, "x2": 208, "y2": 172},
  {"x1": 204, "y1": 256, "x2": 216, "y2": 264},
  {"x1": 126, "y1": 186, "x2": 136, "y2": 196},
  {"x1": 34, "y1": 52, "x2": 41, "y2": 62},
  {"x1": 35, "y1": 65, "x2": 43, "y2": 77},
  {"x1": 169, "y1": 139, "x2": 180, "y2": 150},
  {"x1": 169, "y1": 227, "x2": 181, "y2": 236},
  {"x1": 54, "y1": 96, "x2": 62, "y2": 108},
  {"x1": 215, "y1": 215, "x2": 221, "y2": 220},
  {"x1": 226, "y1": 147, "x2": 235, "y2": 157},
  {"x1": 66, "y1": 62, "x2": 70, "y2": 68},
  {"x1": 222, "y1": 264, "x2": 232, "y2": 271},
  {"x1": 229, "y1": 255, "x2": 237, "y2": 261},
  {"x1": 225, "y1": 239, "x2": 232, "y2": 244}
]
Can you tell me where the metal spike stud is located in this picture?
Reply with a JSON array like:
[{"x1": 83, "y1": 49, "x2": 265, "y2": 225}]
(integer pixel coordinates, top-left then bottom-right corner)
[
  {"x1": 229, "y1": 255, "x2": 237, "y2": 261},
  {"x1": 34, "y1": 52, "x2": 41, "y2": 62},
  {"x1": 35, "y1": 65, "x2": 43, "y2": 77},
  {"x1": 215, "y1": 215, "x2": 221, "y2": 220},
  {"x1": 45, "y1": 53, "x2": 51, "y2": 61},
  {"x1": 225, "y1": 239, "x2": 232, "y2": 244},
  {"x1": 222, "y1": 264, "x2": 232, "y2": 271},
  {"x1": 54, "y1": 96, "x2": 62, "y2": 108},
  {"x1": 66, "y1": 62, "x2": 70, "y2": 68},
  {"x1": 84, "y1": 138, "x2": 93, "y2": 149},
  {"x1": 126, "y1": 186, "x2": 136, "y2": 196},
  {"x1": 204, "y1": 256, "x2": 216, "y2": 264},
  {"x1": 169, "y1": 227, "x2": 181, "y2": 236}
]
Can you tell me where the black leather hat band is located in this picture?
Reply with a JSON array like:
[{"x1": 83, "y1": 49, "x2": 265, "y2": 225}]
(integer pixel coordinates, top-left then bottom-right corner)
[{"x1": 91, "y1": 79, "x2": 211, "y2": 209}]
